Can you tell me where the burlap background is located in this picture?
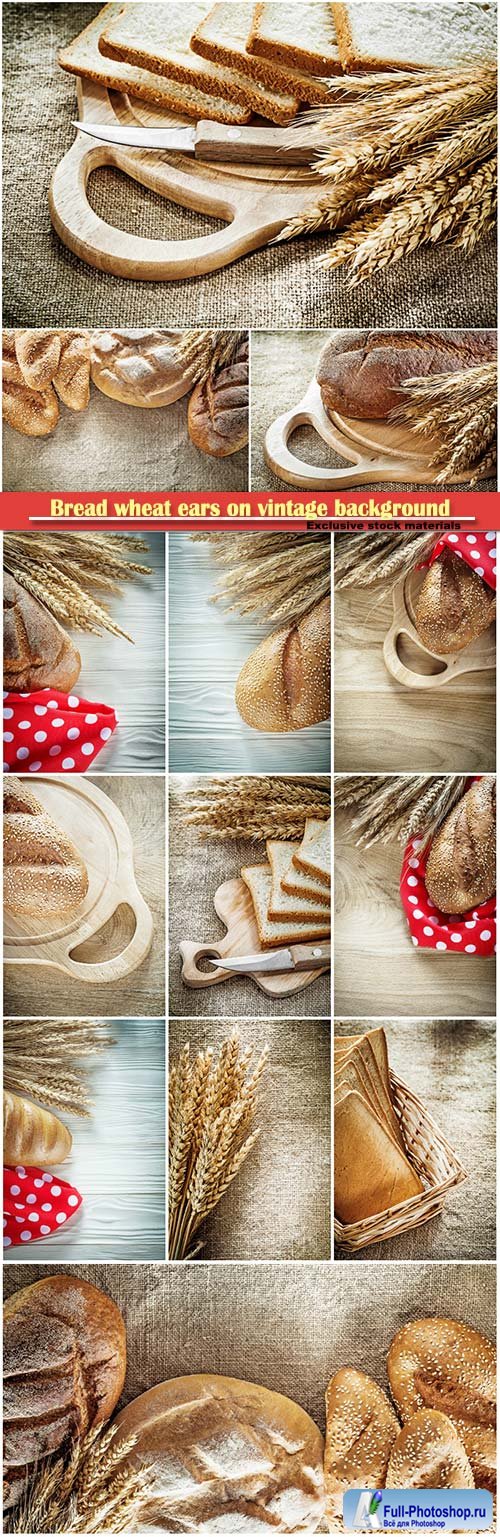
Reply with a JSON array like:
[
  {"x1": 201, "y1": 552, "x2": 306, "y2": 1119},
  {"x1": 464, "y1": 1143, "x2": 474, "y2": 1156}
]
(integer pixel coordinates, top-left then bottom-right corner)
[
  {"x1": 251, "y1": 332, "x2": 498, "y2": 492},
  {"x1": 335, "y1": 1018, "x2": 496, "y2": 1262},
  {"x1": 169, "y1": 1016, "x2": 331, "y2": 1261},
  {"x1": 168, "y1": 800, "x2": 330, "y2": 1019},
  {"x1": 4, "y1": 1261, "x2": 495, "y2": 1433},
  {"x1": 3, "y1": 5, "x2": 497, "y2": 329}
]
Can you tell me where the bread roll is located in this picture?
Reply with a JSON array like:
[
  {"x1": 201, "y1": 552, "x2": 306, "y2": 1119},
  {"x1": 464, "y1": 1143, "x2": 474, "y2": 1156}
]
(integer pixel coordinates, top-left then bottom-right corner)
[
  {"x1": 415, "y1": 552, "x2": 496, "y2": 654},
  {"x1": 325, "y1": 1368, "x2": 399, "y2": 1526},
  {"x1": 90, "y1": 330, "x2": 193, "y2": 407},
  {"x1": 236, "y1": 596, "x2": 330, "y2": 732},
  {"x1": 316, "y1": 330, "x2": 496, "y2": 422},
  {"x1": 4, "y1": 1090, "x2": 72, "y2": 1167},
  {"x1": 387, "y1": 1407, "x2": 475, "y2": 1489},
  {"x1": 4, "y1": 777, "x2": 89, "y2": 918},
  {"x1": 4, "y1": 571, "x2": 81, "y2": 692},
  {"x1": 15, "y1": 330, "x2": 62, "y2": 391},
  {"x1": 424, "y1": 776, "x2": 496, "y2": 915},
  {"x1": 4, "y1": 1275, "x2": 126, "y2": 1508},
  {"x1": 187, "y1": 337, "x2": 249, "y2": 457},
  {"x1": 53, "y1": 331, "x2": 91, "y2": 411},
  {"x1": 387, "y1": 1317, "x2": 496, "y2": 1491},
  {"x1": 113, "y1": 1374, "x2": 325, "y2": 1531},
  {"x1": 3, "y1": 356, "x2": 59, "y2": 437}
]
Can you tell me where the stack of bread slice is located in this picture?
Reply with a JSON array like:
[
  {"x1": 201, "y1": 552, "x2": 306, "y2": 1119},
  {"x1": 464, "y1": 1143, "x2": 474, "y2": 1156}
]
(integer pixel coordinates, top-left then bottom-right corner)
[
  {"x1": 241, "y1": 816, "x2": 331, "y2": 948},
  {"x1": 335, "y1": 1027, "x2": 423, "y2": 1224},
  {"x1": 59, "y1": 2, "x2": 340, "y2": 125}
]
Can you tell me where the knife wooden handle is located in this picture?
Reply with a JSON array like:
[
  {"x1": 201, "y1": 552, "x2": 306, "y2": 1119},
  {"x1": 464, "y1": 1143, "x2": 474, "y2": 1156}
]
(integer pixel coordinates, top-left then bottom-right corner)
[
  {"x1": 194, "y1": 120, "x2": 313, "y2": 165},
  {"x1": 289, "y1": 942, "x2": 331, "y2": 970}
]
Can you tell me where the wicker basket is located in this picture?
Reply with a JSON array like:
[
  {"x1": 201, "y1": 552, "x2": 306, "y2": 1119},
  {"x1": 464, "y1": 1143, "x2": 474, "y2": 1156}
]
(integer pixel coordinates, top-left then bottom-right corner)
[{"x1": 334, "y1": 1070, "x2": 467, "y2": 1254}]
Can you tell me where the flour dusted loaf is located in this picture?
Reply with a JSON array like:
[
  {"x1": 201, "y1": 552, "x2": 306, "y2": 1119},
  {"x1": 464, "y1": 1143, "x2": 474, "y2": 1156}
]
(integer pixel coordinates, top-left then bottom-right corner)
[
  {"x1": 316, "y1": 331, "x2": 497, "y2": 423},
  {"x1": 387, "y1": 1317, "x2": 496, "y2": 1491},
  {"x1": 325, "y1": 1368, "x2": 399, "y2": 1525},
  {"x1": 4, "y1": 572, "x2": 81, "y2": 693},
  {"x1": 91, "y1": 329, "x2": 194, "y2": 407},
  {"x1": 188, "y1": 336, "x2": 249, "y2": 457},
  {"x1": 414, "y1": 551, "x2": 496, "y2": 655},
  {"x1": 113, "y1": 1374, "x2": 326, "y2": 1531},
  {"x1": 4, "y1": 778, "x2": 89, "y2": 919},
  {"x1": 4, "y1": 1090, "x2": 72, "y2": 1168},
  {"x1": 332, "y1": 2, "x2": 496, "y2": 72},
  {"x1": 424, "y1": 775, "x2": 495, "y2": 915},
  {"x1": 3, "y1": 1275, "x2": 126, "y2": 1509},
  {"x1": 236, "y1": 596, "x2": 330, "y2": 732}
]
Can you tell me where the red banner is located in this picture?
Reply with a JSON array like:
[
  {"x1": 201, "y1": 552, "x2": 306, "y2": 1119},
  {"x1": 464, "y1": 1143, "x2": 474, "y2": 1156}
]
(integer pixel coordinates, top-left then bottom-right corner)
[{"x1": 0, "y1": 489, "x2": 499, "y2": 530}]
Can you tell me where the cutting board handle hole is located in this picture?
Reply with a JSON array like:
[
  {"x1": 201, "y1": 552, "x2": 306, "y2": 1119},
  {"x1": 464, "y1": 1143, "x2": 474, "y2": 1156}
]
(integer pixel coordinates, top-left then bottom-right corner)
[
  {"x1": 86, "y1": 166, "x2": 228, "y2": 240},
  {"x1": 396, "y1": 632, "x2": 448, "y2": 677},
  {"x1": 69, "y1": 902, "x2": 137, "y2": 963},
  {"x1": 195, "y1": 949, "x2": 223, "y2": 975}
]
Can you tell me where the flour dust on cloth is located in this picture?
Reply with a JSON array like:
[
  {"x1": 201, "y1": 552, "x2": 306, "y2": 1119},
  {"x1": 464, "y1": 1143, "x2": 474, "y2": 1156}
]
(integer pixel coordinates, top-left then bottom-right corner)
[
  {"x1": 4, "y1": 1165, "x2": 83, "y2": 1247},
  {"x1": 3, "y1": 689, "x2": 117, "y2": 772}
]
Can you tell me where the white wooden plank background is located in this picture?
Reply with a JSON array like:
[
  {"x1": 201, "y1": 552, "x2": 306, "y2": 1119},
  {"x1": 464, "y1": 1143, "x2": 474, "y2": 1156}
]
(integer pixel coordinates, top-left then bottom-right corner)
[
  {"x1": 169, "y1": 534, "x2": 330, "y2": 772},
  {"x1": 4, "y1": 1020, "x2": 166, "y2": 1263}
]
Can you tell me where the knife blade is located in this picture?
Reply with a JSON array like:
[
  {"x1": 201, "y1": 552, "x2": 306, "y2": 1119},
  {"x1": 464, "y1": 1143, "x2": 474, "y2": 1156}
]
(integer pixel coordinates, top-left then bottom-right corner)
[
  {"x1": 208, "y1": 942, "x2": 330, "y2": 974},
  {"x1": 73, "y1": 119, "x2": 314, "y2": 165}
]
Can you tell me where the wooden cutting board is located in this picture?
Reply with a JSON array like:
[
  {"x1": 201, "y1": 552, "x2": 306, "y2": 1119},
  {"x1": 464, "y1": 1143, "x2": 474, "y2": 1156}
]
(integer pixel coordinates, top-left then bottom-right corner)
[
  {"x1": 49, "y1": 79, "x2": 319, "y2": 280},
  {"x1": 384, "y1": 567, "x2": 496, "y2": 689},
  {"x1": 4, "y1": 776, "x2": 153, "y2": 983},
  {"x1": 265, "y1": 378, "x2": 488, "y2": 489},
  {"x1": 180, "y1": 878, "x2": 329, "y2": 997}
]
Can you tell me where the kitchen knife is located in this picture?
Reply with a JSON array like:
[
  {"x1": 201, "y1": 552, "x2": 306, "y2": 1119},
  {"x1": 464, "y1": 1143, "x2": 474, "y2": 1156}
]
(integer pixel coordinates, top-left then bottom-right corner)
[
  {"x1": 73, "y1": 119, "x2": 314, "y2": 165},
  {"x1": 207, "y1": 942, "x2": 330, "y2": 974}
]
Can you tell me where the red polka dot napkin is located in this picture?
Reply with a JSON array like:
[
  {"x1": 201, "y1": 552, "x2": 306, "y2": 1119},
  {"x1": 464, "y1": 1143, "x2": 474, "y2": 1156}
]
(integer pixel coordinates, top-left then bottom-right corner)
[
  {"x1": 401, "y1": 836, "x2": 496, "y2": 955},
  {"x1": 3, "y1": 1165, "x2": 83, "y2": 1248},
  {"x1": 3, "y1": 689, "x2": 117, "y2": 773},
  {"x1": 420, "y1": 531, "x2": 496, "y2": 590}
]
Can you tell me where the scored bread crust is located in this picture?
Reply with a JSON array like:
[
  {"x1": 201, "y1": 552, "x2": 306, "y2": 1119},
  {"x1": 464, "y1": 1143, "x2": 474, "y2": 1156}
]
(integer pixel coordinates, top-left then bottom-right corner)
[
  {"x1": 387, "y1": 1408, "x2": 475, "y2": 1489},
  {"x1": 324, "y1": 1367, "x2": 399, "y2": 1524},
  {"x1": 4, "y1": 1275, "x2": 126, "y2": 1509},
  {"x1": 90, "y1": 330, "x2": 194, "y2": 408},
  {"x1": 424, "y1": 775, "x2": 496, "y2": 915},
  {"x1": 4, "y1": 572, "x2": 82, "y2": 693},
  {"x1": 14, "y1": 331, "x2": 62, "y2": 391},
  {"x1": 113, "y1": 1373, "x2": 326, "y2": 1531},
  {"x1": 4, "y1": 1089, "x2": 72, "y2": 1167},
  {"x1": 235, "y1": 596, "x2": 331, "y2": 733},
  {"x1": 187, "y1": 338, "x2": 249, "y2": 457},
  {"x1": 4, "y1": 777, "x2": 89, "y2": 918},
  {"x1": 316, "y1": 330, "x2": 497, "y2": 423},
  {"x1": 3, "y1": 357, "x2": 59, "y2": 438},
  {"x1": 387, "y1": 1316, "x2": 496, "y2": 1491},
  {"x1": 53, "y1": 332, "x2": 91, "y2": 411},
  {"x1": 250, "y1": 1, "x2": 342, "y2": 76},
  {"x1": 414, "y1": 552, "x2": 496, "y2": 655}
]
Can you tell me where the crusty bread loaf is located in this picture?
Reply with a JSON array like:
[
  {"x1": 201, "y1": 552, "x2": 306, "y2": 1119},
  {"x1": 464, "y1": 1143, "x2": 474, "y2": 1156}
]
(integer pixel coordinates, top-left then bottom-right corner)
[
  {"x1": 236, "y1": 596, "x2": 330, "y2": 732},
  {"x1": 332, "y1": 1, "x2": 497, "y2": 72},
  {"x1": 53, "y1": 331, "x2": 91, "y2": 411},
  {"x1": 387, "y1": 1407, "x2": 475, "y2": 1489},
  {"x1": 188, "y1": 337, "x2": 249, "y2": 457},
  {"x1": 3, "y1": 356, "x2": 59, "y2": 437},
  {"x1": 58, "y1": 5, "x2": 251, "y2": 123},
  {"x1": 90, "y1": 329, "x2": 193, "y2": 408},
  {"x1": 4, "y1": 572, "x2": 81, "y2": 692},
  {"x1": 250, "y1": 0, "x2": 341, "y2": 75},
  {"x1": 387, "y1": 1317, "x2": 496, "y2": 1491},
  {"x1": 113, "y1": 1374, "x2": 325, "y2": 1531},
  {"x1": 4, "y1": 1089, "x2": 72, "y2": 1168},
  {"x1": 4, "y1": 778, "x2": 89, "y2": 919},
  {"x1": 266, "y1": 839, "x2": 331, "y2": 920},
  {"x1": 415, "y1": 551, "x2": 496, "y2": 655},
  {"x1": 316, "y1": 330, "x2": 497, "y2": 423},
  {"x1": 4, "y1": 1275, "x2": 126, "y2": 1508},
  {"x1": 190, "y1": 4, "x2": 301, "y2": 123},
  {"x1": 241, "y1": 863, "x2": 330, "y2": 947},
  {"x1": 15, "y1": 331, "x2": 62, "y2": 391},
  {"x1": 293, "y1": 817, "x2": 331, "y2": 886},
  {"x1": 325, "y1": 1368, "x2": 399, "y2": 1525},
  {"x1": 424, "y1": 775, "x2": 495, "y2": 915}
]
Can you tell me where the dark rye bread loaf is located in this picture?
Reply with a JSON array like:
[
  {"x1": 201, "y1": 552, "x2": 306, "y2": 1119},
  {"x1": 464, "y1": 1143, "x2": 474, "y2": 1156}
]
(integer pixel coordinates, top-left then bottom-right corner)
[
  {"x1": 3, "y1": 1276, "x2": 126, "y2": 1509},
  {"x1": 188, "y1": 337, "x2": 249, "y2": 457},
  {"x1": 316, "y1": 330, "x2": 497, "y2": 422}
]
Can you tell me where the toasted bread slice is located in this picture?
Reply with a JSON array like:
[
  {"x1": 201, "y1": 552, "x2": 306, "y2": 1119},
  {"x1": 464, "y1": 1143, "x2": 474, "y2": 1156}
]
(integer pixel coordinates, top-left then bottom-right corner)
[
  {"x1": 266, "y1": 840, "x2": 331, "y2": 921},
  {"x1": 332, "y1": 1, "x2": 496, "y2": 72},
  {"x1": 241, "y1": 863, "x2": 331, "y2": 947},
  {"x1": 58, "y1": 3, "x2": 250, "y2": 122},
  {"x1": 250, "y1": 1, "x2": 342, "y2": 75},
  {"x1": 190, "y1": 4, "x2": 302, "y2": 123},
  {"x1": 293, "y1": 817, "x2": 331, "y2": 887}
]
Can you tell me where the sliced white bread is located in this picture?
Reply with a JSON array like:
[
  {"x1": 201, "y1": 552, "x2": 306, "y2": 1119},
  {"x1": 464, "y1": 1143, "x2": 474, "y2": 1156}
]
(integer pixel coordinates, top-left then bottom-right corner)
[
  {"x1": 190, "y1": 0, "x2": 332, "y2": 102},
  {"x1": 58, "y1": 3, "x2": 250, "y2": 121},
  {"x1": 190, "y1": 3, "x2": 306, "y2": 121},
  {"x1": 241, "y1": 863, "x2": 331, "y2": 947},
  {"x1": 293, "y1": 817, "x2": 331, "y2": 887},
  {"x1": 250, "y1": 1, "x2": 342, "y2": 75},
  {"x1": 266, "y1": 840, "x2": 331, "y2": 921},
  {"x1": 332, "y1": 1, "x2": 496, "y2": 72},
  {"x1": 99, "y1": 2, "x2": 303, "y2": 118},
  {"x1": 277, "y1": 839, "x2": 331, "y2": 905}
]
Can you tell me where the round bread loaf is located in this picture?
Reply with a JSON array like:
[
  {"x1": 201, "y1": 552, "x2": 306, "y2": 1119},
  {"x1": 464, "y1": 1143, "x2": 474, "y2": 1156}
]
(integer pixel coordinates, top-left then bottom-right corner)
[
  {"x1": 90, "y1": 330, "x2": 193, "y2": 407},
  {"x1": 4, "y1": 1275, "x2": 126, "y2": 1509},
  {"x1": 235, "y1": 596, "x2": 330, "y2": 733},
  {"x1": 316, "y1": 330, "x2": 497, "y2": 423},
  {"x1": 113, "y1": 1373, "x2": 325, "y2": 1531},
  {"x1": 4, "y1": 1089, "x2": 72, "y2": 1167},
  {"x1": 325, "y1": 1367, "x2": 399, "y2": 1526},
  {"x1": 387, "y1": 1317, "x2": 496, "y2": 1492},
  {"x1": 424, "y1": 776, "x2": 495, "y2": 915},
  {"x1": 387, "y1": 1407, "x2": 475, "y2": 1489}
]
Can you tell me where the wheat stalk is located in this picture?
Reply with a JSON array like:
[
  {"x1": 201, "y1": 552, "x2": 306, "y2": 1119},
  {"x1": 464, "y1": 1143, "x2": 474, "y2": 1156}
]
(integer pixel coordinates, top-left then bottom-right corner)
[
  {"x1": 333, "y1": 531, "x2": 437, "y2": 589},
  {"x1": 3, "y1": 1018, "x2": 115, "y2": 1116},
  {"x1": 3, "y1": 1425, "x2": 152, "y2": 1534},
  {"x1": 335, "y1": 774, "x2": 469, "y2": 847},
  {"x1": 4, "y1": 533, "x2": 151, "y2": 640},
  {"x1": 391, "y1": 361, "x2": 497, "y2": 483},
  {"x1": 172, "y1": 774, "x2": 330, "y2": 841},
  {"x1": 175, "y1": 330, "x2": 246, "y2": 384},
  {"x1": 191, "y1": 530, "x2": 330, "y2": 626},
  {"x1": 169, "y1": 1029, "x2": 269, "y2": 1260}
]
